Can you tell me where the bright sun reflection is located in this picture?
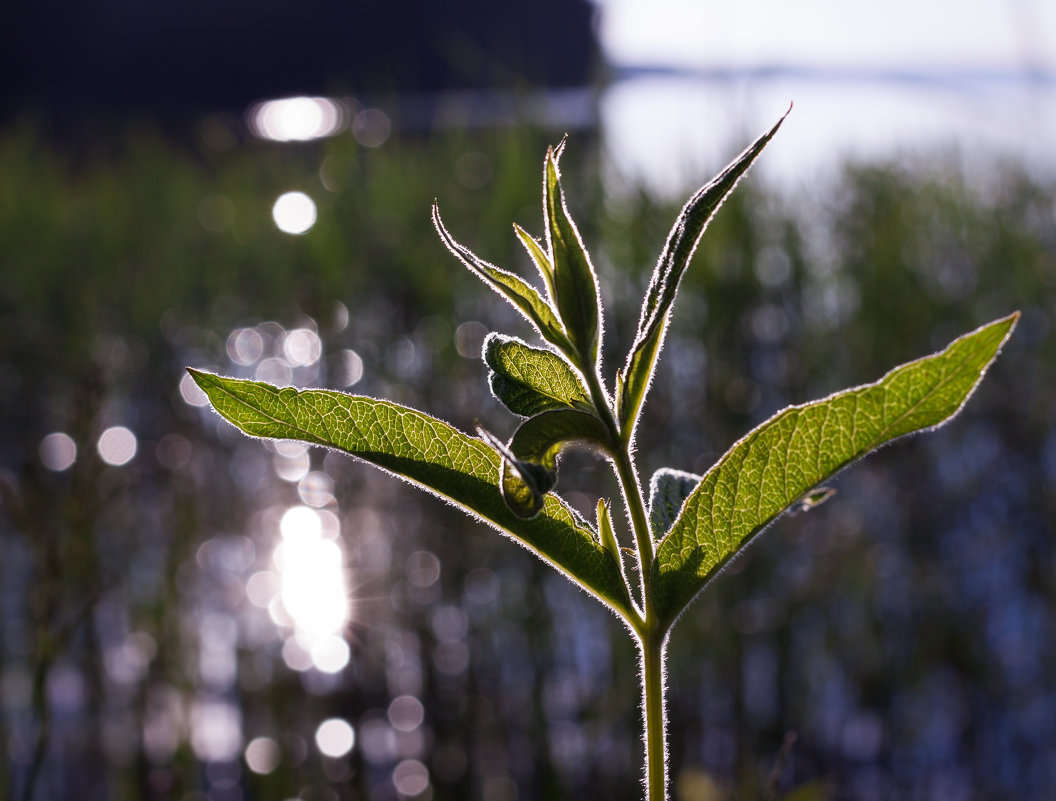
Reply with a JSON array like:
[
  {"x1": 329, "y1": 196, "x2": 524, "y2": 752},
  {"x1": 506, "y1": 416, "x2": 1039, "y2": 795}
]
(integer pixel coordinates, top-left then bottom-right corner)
[
  {"x1": 247, "y1": 96, "x2": 346, "y2": 142},
  {"x1": 272, "y1": 192, "x2": 317, "y2": 235},
  {"x1": 273, "y1": 506, "x2": 350, "y2": 672}
]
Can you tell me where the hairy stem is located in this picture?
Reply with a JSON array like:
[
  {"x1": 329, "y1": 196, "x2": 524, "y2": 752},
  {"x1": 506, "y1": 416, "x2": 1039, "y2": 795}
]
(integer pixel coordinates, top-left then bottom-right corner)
[
  {"x1": 614, "y1": 448, "x2": 653, "y2": 603},
  {"x1": 640, "y1": 630, "x2": 669, "y2": 801},
  {"x1": 582, "y1": 361, "x2": 654, "y2": 610},
  {"x1": 581, "y1": 359, "x2": 668, "y2": 800}
]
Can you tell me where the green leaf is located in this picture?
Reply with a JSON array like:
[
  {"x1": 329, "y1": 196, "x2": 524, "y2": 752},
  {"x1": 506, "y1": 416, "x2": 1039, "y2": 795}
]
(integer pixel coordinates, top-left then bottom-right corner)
[
  {"x1": 652, "y1": 313, "x2": 1018, "y2": 628},
  {"x1": 648, "y1": 468, "x2": 701, "y2": 539},
  {"x1": 617, "y1": 108, "x2": 789, "y2": 436},
  {"x1": 544, "y1": 146, "x2": 602, "y2": 367},
  {"x1": 476, "y1": 426, "x2": 555, "y2": 520},
  {"x1": 596, "y1": 499, "x2": 623, "y2": 565},
  {"x1": 484, "y1": 333, "x2": 592, "y2": 418},
  {"x1": 492, "y1": 409, "x2": 615, "y2": 519},
  {"x1": 508, "y1": 409, "x2": 614, "y2": 469},
  {"x1": 432, "y1": 203, "x2": 572, "y2": 352},
  {"x1": 513, "y1": 222, "x2": 557, "y2": 304},
  {"x1": 188, "y1": 369, "x2": 633, "y2": 617}
]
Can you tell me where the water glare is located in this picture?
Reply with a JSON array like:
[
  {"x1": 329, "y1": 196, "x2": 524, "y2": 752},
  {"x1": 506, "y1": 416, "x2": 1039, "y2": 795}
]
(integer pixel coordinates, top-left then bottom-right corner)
[
  {"x1": 248, "y1": 97, "x2": 345, "y2": 142},
  {"x1": 189, "y1": 700, "x2": 242, "y2": 762},
  {"x1": 335, "y1": 348, "x2": 364, "y2": 387},
  {"x1": 283, "y1": 328, "x2": 322, "y2": 366},
  {"x1": 272, "y1": 191, "x2": 317, "y2": 235},
  {"x1": 244, "y1": 736, "x2": 281, "y2": 774},
  {"x1": 274, "y1": 506, "x2": 350, "y2": 671},
  {"x1": 226, "y1": 327, "x2": 265, "y2": 365},
  {"x1": 352, "y1": 108, "x2": 391, "y2": 147},
  {"x1": 179, "y1": 371, "x2": 210, "y2": 406},
  {"x1": 392, "y1": 759, "x2": 430, "y2": 796}
]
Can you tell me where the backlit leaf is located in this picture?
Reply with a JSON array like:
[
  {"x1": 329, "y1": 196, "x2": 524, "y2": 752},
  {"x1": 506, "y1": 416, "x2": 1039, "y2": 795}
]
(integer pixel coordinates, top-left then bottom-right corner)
[
  {"x1": 495, "y1": 409, "x2": 615, "y2": 519},
  {"x1": 618, "y1": 108, "x2": 789, "y2": 436},
  {"x1": 513, "y1": 222, "x2": 557, "y2": 303},
  {"x1": 648, "y1": 468, "x2": 701, "y2": 539},
  {"x1": 652, "y1": 313, "x2": 1018, "y2": 628},
  {"x1": 188, "y1": 369, "x2": 632, "y2": 617},
  {"x1": 432, "y1": 204, "x2": 572, "y2": 352},
  {"x1": 484, "y1": 333, "x2": 592, "y2": 417},
  {"x1": 544, "y1": 146, "x2": 602, "y2": 367}
]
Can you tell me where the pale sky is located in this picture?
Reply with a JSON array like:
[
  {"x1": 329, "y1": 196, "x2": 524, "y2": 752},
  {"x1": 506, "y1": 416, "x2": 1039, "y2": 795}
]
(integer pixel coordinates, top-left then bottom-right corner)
[
  {"x1": 591, "y1": 0, "x2": 1056, "y2": 195},
  {"x1": 596, "y1": 0, "x2": 1055, "y2": 73}
]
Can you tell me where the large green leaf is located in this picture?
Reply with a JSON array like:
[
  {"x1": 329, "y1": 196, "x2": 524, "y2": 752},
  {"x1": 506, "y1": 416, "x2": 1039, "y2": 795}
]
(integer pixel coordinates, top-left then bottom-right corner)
[
  {"x1": 652, "y1": 313, "x2": 1018, "y2": 628},
  {"x1": 617, "y1": 108, "x2": 789, "y2": 437},
  {"x1": 188, "y1": 369, "x2": 632, "y2": 617},
  {"x1": 484, "y1": 333, "x2": 592, "y2": 418}
]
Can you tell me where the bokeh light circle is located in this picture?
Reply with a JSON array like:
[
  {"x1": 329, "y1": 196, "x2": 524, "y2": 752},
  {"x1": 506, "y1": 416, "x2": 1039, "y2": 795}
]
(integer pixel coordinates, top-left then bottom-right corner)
[
  {"x1": 97, "y1": 426, "x2": 138, "y2": 466},
  {"x1": 40, "y1": 432, "x2": 77, "y2": 471},
  {"x1": 315, "y1": 718, "x2": 355, "y2": 758},
  {"x1": 272, "y1": 192, "x2": 317, "y2": 235},
  {"x1": 244, "y1": 736, "x2": 281, "y2": 774}
]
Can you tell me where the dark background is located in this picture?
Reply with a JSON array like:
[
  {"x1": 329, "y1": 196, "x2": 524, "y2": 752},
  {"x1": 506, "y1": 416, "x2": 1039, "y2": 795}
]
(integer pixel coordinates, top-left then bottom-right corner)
[{"x1": 0, "y1": 0, "x2": 597, "y2": 122}]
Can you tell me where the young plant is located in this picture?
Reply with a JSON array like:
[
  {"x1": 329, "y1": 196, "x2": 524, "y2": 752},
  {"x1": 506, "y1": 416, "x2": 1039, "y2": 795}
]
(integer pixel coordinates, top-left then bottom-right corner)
[{"x1": 190, "y1": 111, "x2": 1017, "y2": 800}]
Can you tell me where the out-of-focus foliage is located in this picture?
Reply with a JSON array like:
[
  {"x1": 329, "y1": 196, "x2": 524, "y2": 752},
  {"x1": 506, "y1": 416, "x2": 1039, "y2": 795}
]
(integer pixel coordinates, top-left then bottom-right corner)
[{"x1": 0, "y1": 120, "x2": 1053, "y2": 801}]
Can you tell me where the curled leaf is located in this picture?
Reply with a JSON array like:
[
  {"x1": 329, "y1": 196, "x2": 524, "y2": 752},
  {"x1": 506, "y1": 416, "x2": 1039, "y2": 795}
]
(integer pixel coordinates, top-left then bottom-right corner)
[
  {"x1": 476, "y1": 426, "x2": 553, "y2": 519},
  {"x1": 483, "y1": 409, "x2": 615, "y2": 520}
]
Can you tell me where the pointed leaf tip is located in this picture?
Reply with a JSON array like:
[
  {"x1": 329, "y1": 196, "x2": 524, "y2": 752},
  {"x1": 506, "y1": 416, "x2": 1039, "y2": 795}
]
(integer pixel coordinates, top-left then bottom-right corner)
[{"x1": 543, "y1": 142, "x2": 602, "y2": 368}]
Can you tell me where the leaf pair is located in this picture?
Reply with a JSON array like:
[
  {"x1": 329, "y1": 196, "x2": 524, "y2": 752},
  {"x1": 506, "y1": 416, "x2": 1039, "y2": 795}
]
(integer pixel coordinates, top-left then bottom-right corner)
[{"x1": 433, "y1": 143, "x2": 602, "y2": 375}]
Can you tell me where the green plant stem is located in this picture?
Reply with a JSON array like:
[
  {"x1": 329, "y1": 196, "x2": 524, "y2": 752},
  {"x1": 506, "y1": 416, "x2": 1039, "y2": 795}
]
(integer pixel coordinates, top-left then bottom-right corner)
[
  {"x1": 640, "y1": 629, "x2": 668, "y2": 801},
  {"x1": 582, "y1": 362, "x2": 653, "y2": 609},
  {"x1": 615, "y1": 449, "x2": 654, "y2": 599},
  {"x1": 582, "y1": 359, "x2": 668, "y2": 800}
]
